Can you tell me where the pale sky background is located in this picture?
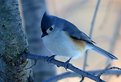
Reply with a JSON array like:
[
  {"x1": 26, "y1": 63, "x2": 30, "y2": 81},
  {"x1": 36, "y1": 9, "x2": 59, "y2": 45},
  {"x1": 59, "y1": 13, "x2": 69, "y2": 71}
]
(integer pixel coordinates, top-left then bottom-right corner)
[{"x1": 46, "y1": 0, "x2": 121, "y2": 82}]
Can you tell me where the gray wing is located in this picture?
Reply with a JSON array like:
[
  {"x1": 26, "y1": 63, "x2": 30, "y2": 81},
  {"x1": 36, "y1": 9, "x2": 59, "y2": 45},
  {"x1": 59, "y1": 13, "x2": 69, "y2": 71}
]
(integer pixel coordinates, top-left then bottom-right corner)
[
  {"x1": 62, "y1": 19, "x2": 95, "y2": 44},
  {"x1": 50, "y1": 16, "x2": 95, "y2": 43}
]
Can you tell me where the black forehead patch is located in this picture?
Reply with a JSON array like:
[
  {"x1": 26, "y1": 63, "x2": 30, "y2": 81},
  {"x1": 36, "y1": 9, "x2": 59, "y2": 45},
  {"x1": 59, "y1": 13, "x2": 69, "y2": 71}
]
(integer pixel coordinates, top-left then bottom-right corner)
[{"x1": 41, "y1": 12, "x2": 53, "y2": 32}]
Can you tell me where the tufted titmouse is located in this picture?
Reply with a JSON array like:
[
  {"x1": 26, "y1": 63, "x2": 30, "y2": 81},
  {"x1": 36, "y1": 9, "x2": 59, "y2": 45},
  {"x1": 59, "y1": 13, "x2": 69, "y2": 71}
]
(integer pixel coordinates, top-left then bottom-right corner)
[{"x1": 41, "y1": 12, "x2": 117, "y2": 59}]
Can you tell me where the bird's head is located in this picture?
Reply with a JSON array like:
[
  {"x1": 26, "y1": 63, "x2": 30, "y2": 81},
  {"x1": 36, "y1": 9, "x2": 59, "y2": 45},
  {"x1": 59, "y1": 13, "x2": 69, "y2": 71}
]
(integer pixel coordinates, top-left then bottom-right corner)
[{"x1": 41, "y1": 12, "x2": 54, "y2": 37}]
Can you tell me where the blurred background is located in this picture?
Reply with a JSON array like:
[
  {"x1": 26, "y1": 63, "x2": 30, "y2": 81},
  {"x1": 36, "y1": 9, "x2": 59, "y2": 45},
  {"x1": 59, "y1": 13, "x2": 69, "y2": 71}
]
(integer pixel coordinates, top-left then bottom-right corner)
[{"x1": 45, "y1": 0, "x2": 121, "y2": 82}]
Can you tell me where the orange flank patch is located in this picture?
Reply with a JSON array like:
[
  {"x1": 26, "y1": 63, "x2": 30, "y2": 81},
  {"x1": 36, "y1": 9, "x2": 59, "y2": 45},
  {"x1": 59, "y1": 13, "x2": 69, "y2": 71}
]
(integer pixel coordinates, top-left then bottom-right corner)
[
  {"x1": 71, "y1": 38, "x2": 86, "y2": 52},
  {"x1": 64, "y1": 32, "x2": 86, "y2": 52}
]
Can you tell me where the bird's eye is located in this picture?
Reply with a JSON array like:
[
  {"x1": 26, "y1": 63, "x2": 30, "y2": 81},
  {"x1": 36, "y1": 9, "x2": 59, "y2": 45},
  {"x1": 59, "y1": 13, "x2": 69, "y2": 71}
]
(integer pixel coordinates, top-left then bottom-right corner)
[
  {"x1": 49, "y1": 27, "x2": 53, "y2": 31},
  {"x1": 47, "y1": 26, "x2": 54, "y2": 34}
]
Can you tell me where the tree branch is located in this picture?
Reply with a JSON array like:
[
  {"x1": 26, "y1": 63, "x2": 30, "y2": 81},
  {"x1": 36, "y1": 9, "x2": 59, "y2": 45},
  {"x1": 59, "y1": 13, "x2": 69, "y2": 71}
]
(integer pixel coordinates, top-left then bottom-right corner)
[
  {"x1": 43, "y1": 68, "x2": 121, "y2": 82},
  {"x1": 23, "y1": 52, "x2": 105, "y2": 82}
]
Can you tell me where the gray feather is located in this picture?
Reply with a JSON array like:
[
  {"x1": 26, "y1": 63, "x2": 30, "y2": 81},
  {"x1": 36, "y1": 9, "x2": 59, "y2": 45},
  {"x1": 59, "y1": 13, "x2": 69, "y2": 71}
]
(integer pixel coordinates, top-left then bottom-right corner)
[
  {"x1": 50, "y1": 16, "x2": 94, "y2": 43},
  {"x1": 89, "y1": 44, "x2": 117, "y2": 60}
]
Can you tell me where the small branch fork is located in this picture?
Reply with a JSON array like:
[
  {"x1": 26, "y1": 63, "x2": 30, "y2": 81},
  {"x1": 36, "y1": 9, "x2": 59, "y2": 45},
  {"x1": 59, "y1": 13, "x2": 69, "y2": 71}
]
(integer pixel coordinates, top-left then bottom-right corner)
[
  {"x1": 20, "y1": 51, "x2": 121, "y2": 82},
  {"x1": 42, "y1": 67, "x2": 121, "y2": 82},
  {"x1": 21, "y1": 51, "x2": 105, "y2": 82}
]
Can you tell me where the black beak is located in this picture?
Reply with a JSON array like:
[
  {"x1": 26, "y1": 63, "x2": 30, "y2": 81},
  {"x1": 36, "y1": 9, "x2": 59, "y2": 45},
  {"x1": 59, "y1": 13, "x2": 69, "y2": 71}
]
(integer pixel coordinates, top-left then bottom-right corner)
[{"x1": 41, "y1": 33, "x2": 48, "y2": 38}]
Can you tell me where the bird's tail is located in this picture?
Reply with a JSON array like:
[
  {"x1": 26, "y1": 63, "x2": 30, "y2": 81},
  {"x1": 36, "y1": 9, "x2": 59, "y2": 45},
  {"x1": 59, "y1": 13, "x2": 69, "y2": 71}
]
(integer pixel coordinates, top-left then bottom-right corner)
[{"x1": 89, "y1": 44, "x2": 117, "y2": 60}]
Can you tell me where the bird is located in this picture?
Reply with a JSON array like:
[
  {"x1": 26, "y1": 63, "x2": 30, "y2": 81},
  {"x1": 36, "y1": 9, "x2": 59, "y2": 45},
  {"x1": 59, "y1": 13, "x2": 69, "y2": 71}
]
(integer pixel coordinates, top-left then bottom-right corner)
[{"x1": 41, "y1": 12, "x2": 117, "y2": 60}]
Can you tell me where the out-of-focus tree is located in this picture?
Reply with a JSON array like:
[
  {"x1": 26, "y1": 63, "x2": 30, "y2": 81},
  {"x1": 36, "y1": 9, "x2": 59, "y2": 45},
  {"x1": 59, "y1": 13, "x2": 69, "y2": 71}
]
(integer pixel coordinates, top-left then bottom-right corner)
[{"x1": 20, "y1": 0, "x2": 56, "y2": 82}]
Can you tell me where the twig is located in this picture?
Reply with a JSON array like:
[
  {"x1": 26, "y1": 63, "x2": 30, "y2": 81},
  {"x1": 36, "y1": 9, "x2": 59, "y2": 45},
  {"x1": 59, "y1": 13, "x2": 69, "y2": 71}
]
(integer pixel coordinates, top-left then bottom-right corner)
[
  {"x1": 97, "y1": 67, "x2": 121, "y2": 77},
  {"x1": 42, "y1": 72, "x2": 78, "y2": 82},
  {"x1": 43, "y1": 67, "x2": 121, "y2": 82},
  {"x1": 83, "y1": 0, "x2": 101, "y2": 70},
  {"x1": 80, "y1": 76, "x2": 85, "y2": 82},
  {"x1": 23, "y1": 52, "x2": 105, "y2": 82}
]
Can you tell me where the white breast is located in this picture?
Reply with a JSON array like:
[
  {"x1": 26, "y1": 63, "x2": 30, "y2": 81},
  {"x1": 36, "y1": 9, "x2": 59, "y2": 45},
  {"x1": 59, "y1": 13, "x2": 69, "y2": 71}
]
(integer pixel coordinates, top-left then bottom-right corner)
[{"x1": 42, "y1": 31, "x2": 86, "y2": 59}]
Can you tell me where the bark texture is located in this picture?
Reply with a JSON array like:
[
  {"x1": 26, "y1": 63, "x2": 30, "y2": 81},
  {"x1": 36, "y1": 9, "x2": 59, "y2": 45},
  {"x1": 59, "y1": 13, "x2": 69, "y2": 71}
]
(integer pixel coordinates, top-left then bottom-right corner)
[{"x1": 0, "y1": 0, "x2": 28, "y2": 82}]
